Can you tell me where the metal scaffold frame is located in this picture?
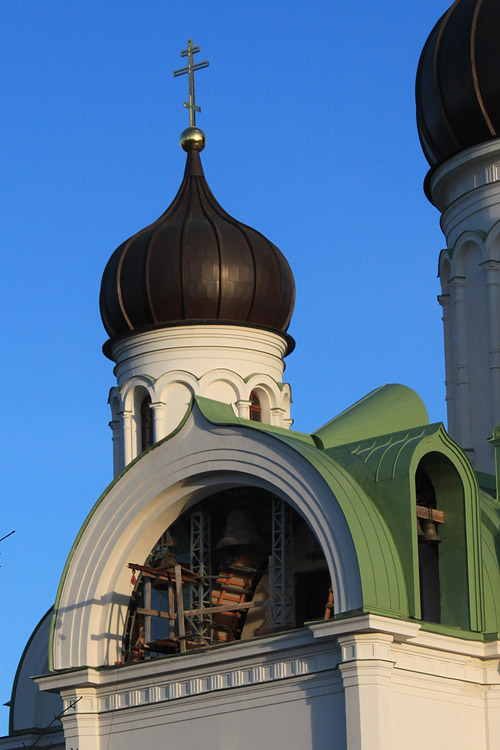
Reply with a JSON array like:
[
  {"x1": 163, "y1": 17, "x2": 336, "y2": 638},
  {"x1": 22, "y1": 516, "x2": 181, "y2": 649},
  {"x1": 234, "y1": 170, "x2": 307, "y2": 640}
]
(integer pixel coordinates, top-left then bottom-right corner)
[
  {"x1": 270, "y1": 496, "x2": 295, "y2": 630},
  {"x1": 190, "y1": 510, "x2": 212, "y2": 642}
]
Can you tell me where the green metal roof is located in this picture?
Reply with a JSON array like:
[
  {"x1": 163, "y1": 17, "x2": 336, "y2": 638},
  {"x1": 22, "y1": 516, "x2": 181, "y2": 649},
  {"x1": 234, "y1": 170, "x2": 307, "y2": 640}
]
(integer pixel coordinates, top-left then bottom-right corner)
[
  {"x1": 312, "y1": 384, "x2": 429, "y2": 449},
  {"x1": 50, "y1": 385, "x2": 499, "y2": 671},
  {"x1": 194, "y1": 392, "x2": 486, "y2": 632}
]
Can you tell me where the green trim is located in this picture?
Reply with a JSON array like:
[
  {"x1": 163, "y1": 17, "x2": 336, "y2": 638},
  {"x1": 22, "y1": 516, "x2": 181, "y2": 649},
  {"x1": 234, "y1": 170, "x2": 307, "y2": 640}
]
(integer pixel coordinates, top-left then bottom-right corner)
[
  {"x1": 9, "y1": 608, "x2": 53, "y2": 735},
  {"x1": 479, "y1": 490, "x2": 500, "y2": 633},
  {"x1": 194, "y1": 396, "x2": 313, "y2": 444},
  {"x1": 321, "y1": 422, "x2": 484, "y2": 631},
  {"x1": 419, "y1": 621, "x2": 485, "y2": 640}
]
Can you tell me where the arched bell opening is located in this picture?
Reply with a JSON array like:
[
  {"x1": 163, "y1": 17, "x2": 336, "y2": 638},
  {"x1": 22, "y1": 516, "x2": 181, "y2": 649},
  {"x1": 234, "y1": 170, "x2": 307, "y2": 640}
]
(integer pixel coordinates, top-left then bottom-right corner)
[
  {"x1": 249, "y1": 391, "x2": 262, "y2": 422},
  {"x1": 416, "y1": 464, "x2": 441, "y2": 623},
  {"x1": 139, "y1": 393, "x2": 153, "y2": 453},
  {"x1": 415, "y1": 453, "x2": 469, "y2": 629},
  {"x1": 122, "y1": 487, "x2": 332, "y2": 662}
]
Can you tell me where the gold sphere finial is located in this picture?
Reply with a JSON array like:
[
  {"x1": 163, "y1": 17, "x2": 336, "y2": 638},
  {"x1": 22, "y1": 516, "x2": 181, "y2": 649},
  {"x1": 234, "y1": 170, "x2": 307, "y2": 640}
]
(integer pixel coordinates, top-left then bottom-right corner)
[{"x1": 180, "y1": 126, "x2": 206, "y2": 152}]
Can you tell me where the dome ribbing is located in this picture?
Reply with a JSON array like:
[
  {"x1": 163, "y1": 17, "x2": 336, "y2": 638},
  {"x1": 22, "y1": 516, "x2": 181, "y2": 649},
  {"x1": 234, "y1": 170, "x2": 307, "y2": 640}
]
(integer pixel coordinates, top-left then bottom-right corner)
[
  {"x1": 416, "y1": 0, "x2": 500, "y2": 169},
  {"x1": 100, "y1": 148, "x2": 295, "y2": 354}
]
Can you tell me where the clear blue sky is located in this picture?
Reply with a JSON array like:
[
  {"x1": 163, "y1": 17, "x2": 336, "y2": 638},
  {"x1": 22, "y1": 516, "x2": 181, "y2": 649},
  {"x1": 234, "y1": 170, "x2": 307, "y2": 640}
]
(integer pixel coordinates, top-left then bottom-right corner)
[{"x1": 0, "y1": 0, "x2": 450, "y2": 733}]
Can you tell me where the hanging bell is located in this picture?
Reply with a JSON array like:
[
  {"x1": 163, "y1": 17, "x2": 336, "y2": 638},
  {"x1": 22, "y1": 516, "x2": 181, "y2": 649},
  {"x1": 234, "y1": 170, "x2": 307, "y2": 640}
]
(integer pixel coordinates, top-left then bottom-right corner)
[
  {"x1": 416, "y1": 517, "x2": 424, "y2": 539},
  {"x1": 421, "y1": 518, "x2": 442, "y2": 544},
  {"x1": 216, "y1": 509, "x2": 264, "y2": 551}
]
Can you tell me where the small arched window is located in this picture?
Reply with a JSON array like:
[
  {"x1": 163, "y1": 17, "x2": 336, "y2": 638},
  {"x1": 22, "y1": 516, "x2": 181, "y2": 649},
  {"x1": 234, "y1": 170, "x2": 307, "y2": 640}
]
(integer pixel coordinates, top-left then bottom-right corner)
[
  {"x1": 140, "y1": 395, "x2": 153, "y2": 452},
  {"x1": 249, "y1": 391, "x2": 262, "y2": 422},
  {"x1": 416, "y1": 465, "x2": 441, "y2": 623}
]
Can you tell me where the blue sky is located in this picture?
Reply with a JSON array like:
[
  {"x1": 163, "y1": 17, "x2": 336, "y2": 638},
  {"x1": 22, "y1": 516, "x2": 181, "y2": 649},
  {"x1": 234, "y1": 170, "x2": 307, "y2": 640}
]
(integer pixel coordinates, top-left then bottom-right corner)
[{"x1": 0, "y1": 0, "x2": 450, "y2": 732}]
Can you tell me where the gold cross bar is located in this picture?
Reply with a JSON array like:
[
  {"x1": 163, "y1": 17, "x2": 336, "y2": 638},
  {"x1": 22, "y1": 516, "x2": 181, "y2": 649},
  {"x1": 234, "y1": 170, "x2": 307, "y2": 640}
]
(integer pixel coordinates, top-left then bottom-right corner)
[{"x1": 173, "y1": 39, "x2": 209, "y2": 127}]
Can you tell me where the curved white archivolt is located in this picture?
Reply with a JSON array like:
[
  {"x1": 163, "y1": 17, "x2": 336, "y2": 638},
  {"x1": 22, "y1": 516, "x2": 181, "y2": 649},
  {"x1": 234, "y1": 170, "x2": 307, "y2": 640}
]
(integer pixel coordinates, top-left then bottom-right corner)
[{"x1": 52, "y1": 409, "x2": 361, "y2": 670}]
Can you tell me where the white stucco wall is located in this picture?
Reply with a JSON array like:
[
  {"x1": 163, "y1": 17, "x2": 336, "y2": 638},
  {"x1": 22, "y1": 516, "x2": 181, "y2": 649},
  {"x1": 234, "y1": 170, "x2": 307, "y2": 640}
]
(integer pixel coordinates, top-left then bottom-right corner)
[{"x1": 35, "y1": 617, "x2": 500, "y2": 750}]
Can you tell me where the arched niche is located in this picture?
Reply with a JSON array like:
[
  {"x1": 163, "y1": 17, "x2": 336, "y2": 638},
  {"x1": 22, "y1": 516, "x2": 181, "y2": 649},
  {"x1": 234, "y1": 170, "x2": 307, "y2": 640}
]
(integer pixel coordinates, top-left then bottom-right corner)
[
  {"x1": 133, "y1": 386, "x2": 153, "y2": 455},
  {"x1": 452, "y1": 234, "x2": 485, "y2": 277},
  {"x1": 204, "y1": 379, "x2": 239, "y2": 409},
  {"x1": 484, "y1": 218, "x2": 500, "y2": 261},
  {"x1": 121, "y1": 486, "x2": 333, "y2": 662},
  {"x1": 159, "y1": 380, "x2": 194, "y2": 435},
  {"x1": 50, "y1": 409, "x2": 363, "y2": 670},
  {"x1": 416, "y1": 451, "x2": 474, "y2": 630},
  {"x1": 248, "y1": 386, "x2": 272, "y2": 423},
  {"x1": 439, "y1": 255, "x2": 452, "y2": 295}
]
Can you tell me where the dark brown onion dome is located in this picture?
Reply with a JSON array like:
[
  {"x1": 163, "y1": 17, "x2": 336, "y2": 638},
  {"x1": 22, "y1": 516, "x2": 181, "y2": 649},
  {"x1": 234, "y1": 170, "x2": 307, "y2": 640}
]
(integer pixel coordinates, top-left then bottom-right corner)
[
  {"x1": 416, "y1": 0, "x2": 500, "y2": 169},
  {"x1": 100, "y1": 140, "x2": 295, "y2": 354}
]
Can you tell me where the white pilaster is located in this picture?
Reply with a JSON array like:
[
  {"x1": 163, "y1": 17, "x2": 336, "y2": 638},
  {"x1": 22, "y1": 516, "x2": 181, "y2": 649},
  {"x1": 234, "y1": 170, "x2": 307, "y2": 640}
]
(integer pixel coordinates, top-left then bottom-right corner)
[
  {"x1": 109, "y1": 420, "x2": 121, "y2": 478},
  {"x1": 151, "y1": 401, "x2": 167, "y2": 442},
  {"x1": 449, "y1": 277, "x2": 473, "y2": 454},
  {"x1": 337, "y1": 633, "x2": 395, "y2": 750},
  {"x1": 485, "y1": 686, "x2": 500, "y2": 748},
  {"x1": 270, "y1": 406, "x2": 285, "y2": 427},
  {"x1": 120, "y1": 411, "x2": 133, "y2": 468},
  {"x1": 59, "y1": 690, "x2": 100, "y2": 750},
  {"x1": 482, "y1": 260, "x2": 500, "y2": 429},
  {"x1": 236, "y1": 399, "x2": 252, "y2": 419},
  {"x1": 438, "y1": 293, "x2": 456, "y2": 437}
]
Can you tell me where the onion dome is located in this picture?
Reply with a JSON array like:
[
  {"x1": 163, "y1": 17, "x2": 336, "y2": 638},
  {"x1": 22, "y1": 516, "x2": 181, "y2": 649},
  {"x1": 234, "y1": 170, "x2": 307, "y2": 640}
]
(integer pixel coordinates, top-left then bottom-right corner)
[
  {"x1": 416, "y1": 0, "x2": 500, "y2": 169},
  {"x1": 100, "y1": 127, "x2": 295, "y2": 354}
]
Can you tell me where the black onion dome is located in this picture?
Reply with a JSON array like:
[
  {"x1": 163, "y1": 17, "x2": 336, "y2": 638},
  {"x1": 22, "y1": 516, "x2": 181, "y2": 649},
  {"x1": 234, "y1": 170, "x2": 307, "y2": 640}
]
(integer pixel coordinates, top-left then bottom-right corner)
[
  {"x1": 416, "y1": 0, "x2": 500, "y2": 169},
  {"x1": 100, "y1": 149, "x2": 295, "y2": 352}
]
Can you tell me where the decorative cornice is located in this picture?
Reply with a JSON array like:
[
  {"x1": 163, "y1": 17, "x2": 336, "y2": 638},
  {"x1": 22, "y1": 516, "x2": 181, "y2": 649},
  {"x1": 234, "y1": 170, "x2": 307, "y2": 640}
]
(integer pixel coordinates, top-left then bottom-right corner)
[
  {"x1": 430, "y1": 139, "x2": 500, "y2": 212},
  {"x1": 37, "y1": 633, "x2": 341, "y2": 717}
]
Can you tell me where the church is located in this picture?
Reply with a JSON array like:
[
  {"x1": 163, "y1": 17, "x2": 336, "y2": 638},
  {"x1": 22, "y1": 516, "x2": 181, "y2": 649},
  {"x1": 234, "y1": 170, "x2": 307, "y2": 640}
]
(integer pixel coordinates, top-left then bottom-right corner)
[{"x1": 3, "y1": 1, "x2": 500, "y2": 748}]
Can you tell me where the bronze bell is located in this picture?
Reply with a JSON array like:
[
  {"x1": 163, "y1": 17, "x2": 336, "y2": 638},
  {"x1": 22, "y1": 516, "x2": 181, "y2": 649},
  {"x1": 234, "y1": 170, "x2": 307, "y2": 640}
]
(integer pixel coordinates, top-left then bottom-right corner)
[
  {"x1": 421, "y1": 518, "x2": 442, "y2": 544},
  {"x1": 216, "y1": 509, "x2": 263, "y2": 551},
  {"x1": 416, "y1": 517, "x2": 424, "y2": 539}
]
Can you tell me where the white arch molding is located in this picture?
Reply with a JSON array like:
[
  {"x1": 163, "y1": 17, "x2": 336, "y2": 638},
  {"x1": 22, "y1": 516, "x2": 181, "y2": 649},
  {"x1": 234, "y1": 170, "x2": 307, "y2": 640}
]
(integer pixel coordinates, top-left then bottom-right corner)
[
  {"x1": 108, "y1": 368, "x2": 293, "y2": 474},
  {"x1": 51, "y1": 408, "x2": 361, "y2": 670}
]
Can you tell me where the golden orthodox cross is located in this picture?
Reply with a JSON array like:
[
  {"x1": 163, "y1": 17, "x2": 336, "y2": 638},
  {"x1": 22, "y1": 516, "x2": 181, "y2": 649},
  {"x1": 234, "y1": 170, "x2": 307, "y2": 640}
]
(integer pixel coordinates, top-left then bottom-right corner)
[{"x1": 173, "y1": 40, "x2": 209, "y2": 127}]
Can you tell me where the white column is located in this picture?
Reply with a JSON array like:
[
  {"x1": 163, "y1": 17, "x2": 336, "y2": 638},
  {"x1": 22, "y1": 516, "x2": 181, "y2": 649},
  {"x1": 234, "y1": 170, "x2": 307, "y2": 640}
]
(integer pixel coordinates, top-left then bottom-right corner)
[
  {"x1": 438, "y1": 293, "x2": 456, "y2": 437},
  {"x1": 270, "y1": 406, "x2": 285, "y2": 427},
  {"x1": 449, "y1": 277, "x2": 474, "y2": 454},
  {"x1": 120, "y1": 411, "x2": 133, "y2": 467},
  {"x1": 337, "y1": 633, "x2": 395, "y2": 750},
  {"x1": 109, "y1": 420, "x2": 121, "y2": 477},
  {"x1": 481, "y1": 260, "x2": 500, "y2": 429},
  {"x1": 151, "y1": 401, "x2": 167, "y2": 442},
  {"x1": 235, "y1": 399, "x2": 251, "y2": 419}
]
